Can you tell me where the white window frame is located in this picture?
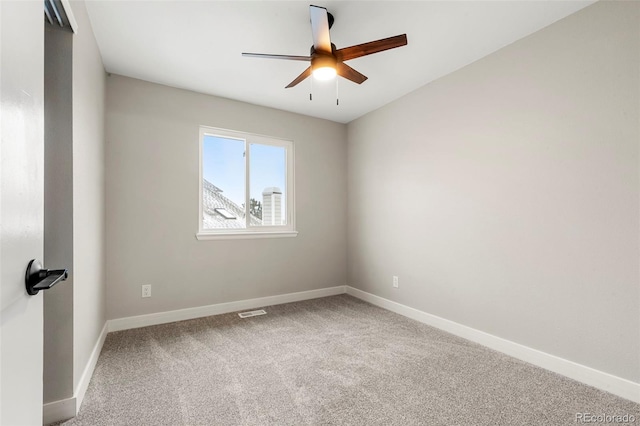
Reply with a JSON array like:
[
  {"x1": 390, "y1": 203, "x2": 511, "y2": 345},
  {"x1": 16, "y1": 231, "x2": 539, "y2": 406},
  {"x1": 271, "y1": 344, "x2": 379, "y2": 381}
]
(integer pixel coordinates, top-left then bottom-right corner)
[{"x1": 197, "y1": 126, "x2": 297, "y2": 240}]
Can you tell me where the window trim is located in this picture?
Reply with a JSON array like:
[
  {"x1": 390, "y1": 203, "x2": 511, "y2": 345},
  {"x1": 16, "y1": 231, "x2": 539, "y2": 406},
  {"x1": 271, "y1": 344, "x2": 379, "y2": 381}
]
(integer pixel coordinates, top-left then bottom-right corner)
[{"x1": 197, "y1": 126, "x2": 297, "y2": 240}]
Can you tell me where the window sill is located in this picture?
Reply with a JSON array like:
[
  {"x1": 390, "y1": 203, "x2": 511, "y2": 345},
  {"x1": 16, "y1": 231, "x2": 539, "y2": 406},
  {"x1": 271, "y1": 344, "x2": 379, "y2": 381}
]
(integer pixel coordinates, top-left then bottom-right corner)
[{"x1": 196, "y1": 230, "x2": 298, "y2": 241}]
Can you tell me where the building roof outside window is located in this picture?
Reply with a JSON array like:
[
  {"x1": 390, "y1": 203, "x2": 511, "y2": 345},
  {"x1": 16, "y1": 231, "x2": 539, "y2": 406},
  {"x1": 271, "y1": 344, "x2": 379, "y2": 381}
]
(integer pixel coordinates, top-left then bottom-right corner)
[{"x1": 202, "y1": 179, "x2": 261, "y2": 229}]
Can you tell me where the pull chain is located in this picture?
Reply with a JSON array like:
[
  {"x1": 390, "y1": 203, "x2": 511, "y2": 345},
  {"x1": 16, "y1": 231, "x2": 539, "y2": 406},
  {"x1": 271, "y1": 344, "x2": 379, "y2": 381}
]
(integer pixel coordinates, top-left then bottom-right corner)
[
  {"x1": 336, "y1": 77, "x2": 339, "y2": 106},
  {"x1": 309, "y1": 75, "x2": 313, "y2": 101}
]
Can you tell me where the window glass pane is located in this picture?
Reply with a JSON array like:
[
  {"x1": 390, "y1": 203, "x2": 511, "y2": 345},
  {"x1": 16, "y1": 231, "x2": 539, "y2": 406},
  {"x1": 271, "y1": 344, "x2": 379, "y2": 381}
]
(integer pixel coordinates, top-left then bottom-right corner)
[
  {"x1": 250, "y1": 143, "x2": 286, "y2": 226},
  {"x1": 202, "y1": 135, "x2": 246, "y2": 229}
]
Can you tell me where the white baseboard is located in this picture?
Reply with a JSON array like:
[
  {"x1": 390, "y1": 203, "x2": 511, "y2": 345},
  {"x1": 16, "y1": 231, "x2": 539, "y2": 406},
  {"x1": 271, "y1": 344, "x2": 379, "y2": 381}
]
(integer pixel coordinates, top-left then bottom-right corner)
[
  {"x1": 346, "y1": 286, "x2": 640, "y2": 403},
  {"x1": 43, "y1": 322, "x2": 108, "y2": 425},
  {"x1": 43, "y1": 397, "x2": 76, "y2": 425},
  {"x1": 108, "y1": 285, "x2": 347, "y2": 332},
  {"x1": 75, "y1": 322, "x2": 108, "y2": 410}
]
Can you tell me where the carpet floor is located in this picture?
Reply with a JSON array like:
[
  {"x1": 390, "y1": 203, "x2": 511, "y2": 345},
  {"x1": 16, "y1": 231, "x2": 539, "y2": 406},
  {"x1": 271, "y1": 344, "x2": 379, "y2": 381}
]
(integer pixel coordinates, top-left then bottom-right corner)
[{"x1": 56, "y1": 295, "x2": 639, "y2": 425}]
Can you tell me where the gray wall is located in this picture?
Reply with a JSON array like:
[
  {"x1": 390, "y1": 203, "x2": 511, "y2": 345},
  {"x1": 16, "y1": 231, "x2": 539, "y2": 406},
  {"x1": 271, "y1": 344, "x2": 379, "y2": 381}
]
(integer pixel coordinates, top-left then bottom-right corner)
[
  {"x1": 70, "y1": 0, "x2": 107, "y2": 392},
  {"x1": 44, "y1": 24, "x2": 74, "y2": 405},
  {"x1": 105, "y1": 75, "x2": 347, "y2": 320},
  {"x1": 347, "y1": 1, "x2": 639, "y2": 383}
]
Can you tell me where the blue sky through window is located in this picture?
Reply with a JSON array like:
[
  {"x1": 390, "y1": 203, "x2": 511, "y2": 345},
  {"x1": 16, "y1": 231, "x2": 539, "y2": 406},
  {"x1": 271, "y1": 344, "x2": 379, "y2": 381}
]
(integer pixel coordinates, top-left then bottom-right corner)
[{"x1": 203, "y1": 135, "x2": 286, "y2": 211}]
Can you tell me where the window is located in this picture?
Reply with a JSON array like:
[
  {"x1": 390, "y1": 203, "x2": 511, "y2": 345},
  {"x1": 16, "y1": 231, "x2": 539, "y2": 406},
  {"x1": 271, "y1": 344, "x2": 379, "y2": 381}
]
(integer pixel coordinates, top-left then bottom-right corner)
[{"x1": 197, "y1": 126, "x2": 296, "y2": 239}]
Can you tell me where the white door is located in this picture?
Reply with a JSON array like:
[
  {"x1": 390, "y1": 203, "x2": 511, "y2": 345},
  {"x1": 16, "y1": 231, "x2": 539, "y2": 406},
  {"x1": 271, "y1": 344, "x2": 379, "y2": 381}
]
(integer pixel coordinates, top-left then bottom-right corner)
[{"x1": 1, "y1": 1, "x2": 46, "y2": 424}]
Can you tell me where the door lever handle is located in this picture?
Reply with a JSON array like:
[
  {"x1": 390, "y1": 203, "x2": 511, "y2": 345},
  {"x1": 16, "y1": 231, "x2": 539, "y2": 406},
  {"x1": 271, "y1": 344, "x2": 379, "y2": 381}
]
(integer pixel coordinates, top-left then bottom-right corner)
[{"x1": 25, "y1": 259, "x2": 68, "y2": 296}]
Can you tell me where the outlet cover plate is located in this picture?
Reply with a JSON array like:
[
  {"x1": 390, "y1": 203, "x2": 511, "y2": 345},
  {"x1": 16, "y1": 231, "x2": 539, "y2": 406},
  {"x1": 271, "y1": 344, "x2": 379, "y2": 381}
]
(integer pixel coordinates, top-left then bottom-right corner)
[{"x1": 142, "y1": 284, "x2": 151, "y2": 298}]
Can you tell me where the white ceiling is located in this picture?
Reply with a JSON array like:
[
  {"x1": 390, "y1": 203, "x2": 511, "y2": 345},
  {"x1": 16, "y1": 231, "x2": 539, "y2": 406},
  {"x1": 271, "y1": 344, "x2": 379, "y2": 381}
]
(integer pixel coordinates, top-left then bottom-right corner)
[{"x1": 85, "y1": 1, "x2": 594, "y2": 124}]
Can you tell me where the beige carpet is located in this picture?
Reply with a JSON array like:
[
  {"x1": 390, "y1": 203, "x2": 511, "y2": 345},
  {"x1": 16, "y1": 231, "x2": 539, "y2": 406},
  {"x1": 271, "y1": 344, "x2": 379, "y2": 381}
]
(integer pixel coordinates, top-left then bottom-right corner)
[{"x1": 56, "y1": 295, "x2": 638, "y2": 425}]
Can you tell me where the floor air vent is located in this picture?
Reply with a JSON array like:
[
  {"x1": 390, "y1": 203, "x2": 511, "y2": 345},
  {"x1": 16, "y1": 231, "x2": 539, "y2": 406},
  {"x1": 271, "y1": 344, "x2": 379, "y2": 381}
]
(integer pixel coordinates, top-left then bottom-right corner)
[{"x1": 238, "y1": 309, "x2": 267, "y2": 318}]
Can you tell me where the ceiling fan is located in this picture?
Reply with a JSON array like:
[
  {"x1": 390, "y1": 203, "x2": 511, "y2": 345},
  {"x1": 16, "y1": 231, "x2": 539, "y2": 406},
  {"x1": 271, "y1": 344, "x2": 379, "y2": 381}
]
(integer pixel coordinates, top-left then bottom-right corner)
[{"x1": 242, "y1": 5, "x2": 408, "y2": 89}]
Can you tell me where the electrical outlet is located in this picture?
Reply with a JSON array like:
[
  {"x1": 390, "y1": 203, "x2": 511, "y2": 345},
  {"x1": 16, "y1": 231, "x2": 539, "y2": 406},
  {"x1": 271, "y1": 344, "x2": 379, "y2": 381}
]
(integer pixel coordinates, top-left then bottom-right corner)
[
  {"x1": 393, "y1": 276, "x2": 399, "y2": 288},
  {"x1": 142, "y1": 284, "x2": 151, "y2": 298}
]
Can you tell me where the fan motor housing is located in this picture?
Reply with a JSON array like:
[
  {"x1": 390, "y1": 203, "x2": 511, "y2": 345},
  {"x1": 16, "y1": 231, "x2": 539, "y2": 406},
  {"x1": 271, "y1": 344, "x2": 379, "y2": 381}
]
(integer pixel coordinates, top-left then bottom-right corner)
[
  {"x1": 309, "y1": 43, "x2": 337, "y2": 56},
  {"x1": 311, "y1": 53, "x2": 336, "y2": 72}
]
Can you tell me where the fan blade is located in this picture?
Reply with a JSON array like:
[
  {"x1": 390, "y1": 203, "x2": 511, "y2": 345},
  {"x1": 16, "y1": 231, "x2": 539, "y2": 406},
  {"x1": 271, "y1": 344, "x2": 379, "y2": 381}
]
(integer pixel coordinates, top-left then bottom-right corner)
[
  {"x1": 242, "y1": 53, "x2": 311, "y2": 61},
  {"x1": 336, "y1": 62, "x2": 368, "y2": 85},
  {"x1": 285, "y1": 67, "x2": 312, "y2": 88},
  {"x1": 336, "y1": 34, "x2": 407, "y2": 62},
  {"x1": 310, "y1": 5, "x2": 332, "y2": 54}
]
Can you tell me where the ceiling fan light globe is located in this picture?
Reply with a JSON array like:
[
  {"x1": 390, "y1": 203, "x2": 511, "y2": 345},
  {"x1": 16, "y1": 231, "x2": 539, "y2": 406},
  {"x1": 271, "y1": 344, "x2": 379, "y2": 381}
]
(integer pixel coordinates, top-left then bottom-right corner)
[{"x1": 313, "y1": 66, "x2": 337, "y2": 81}]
